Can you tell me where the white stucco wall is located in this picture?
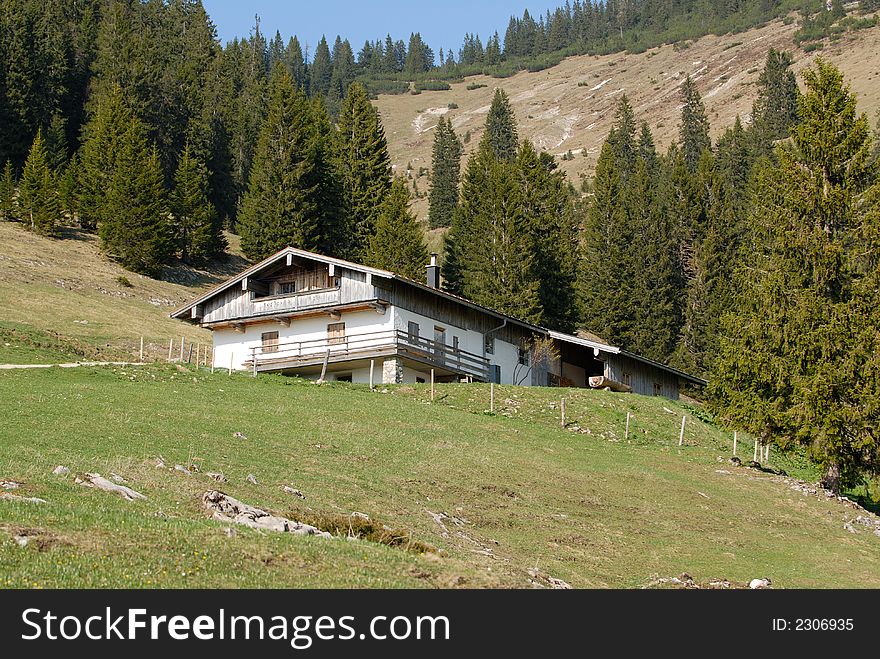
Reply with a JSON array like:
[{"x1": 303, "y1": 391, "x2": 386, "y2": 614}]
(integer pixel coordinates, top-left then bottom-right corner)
[
  {"x1": 211, "y1": 304, "x2": 531, "y2": 385},
  {"x1": 393, "y1": 306, "x2": 530, "y2": 385},
  {"x1": 212, "y1": 308, "x2": 395, "y2": 372}
]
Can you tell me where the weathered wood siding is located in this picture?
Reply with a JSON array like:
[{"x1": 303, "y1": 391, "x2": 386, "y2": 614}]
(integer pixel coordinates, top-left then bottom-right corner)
[
  {"x1": 201, "y1": 267, "x2": 379, "y2": 324},
  {"x1": 604, "y1": 353, "x2": 679, "y2": 399}
]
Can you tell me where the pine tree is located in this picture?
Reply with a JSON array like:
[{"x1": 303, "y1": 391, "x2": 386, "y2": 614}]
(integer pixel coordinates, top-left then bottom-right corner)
[
  {"x1": 484, "y1": 88, "x2": 519, "y2": 162},
  {"x1": 428, "y1": 117, "x2": 462, "y2": 229},
  {"x1": 679, "y1": 76, "x2": 711, "y2": 172},
  {"x1": 628, "y1": 138, "x2": 681, "y2": 362},
  {"x1": 449, "y1": 140, "x2": 541, "y2": 322},
  {"x1": 365, "y1": 177, "x2": 429, "y2": 279},
  {"x1": 335, "y1": 82, "x2": 391, "y2": 262},
  {"x1": 579, "y1": 140, "x2": 634, "y2": 343},
  {"x1": 517, "y1": 141, "x2": 579, "y2": 332},
  {"x1": 44, "y1": 113, "x2": 69, "y2": 172},
  {"x1": 77, "y1": 86, "x2": 132, "y2": 231},
  {"x1": 752, "y1": 48, "x2": 799, "y2": 149},
  {"x1": 0, "y1": 161, "x2": 16, "y2": 222},
  {"x1": 18, "y1": 129, "x2": 59, "y2": 236},
  {"x1": 171, "y1": 144, "x2": 225, "y2": 264},
  {"x1": 238, "y1": 67, "x2": 324, "y2": 261},
  {"x1": 709, "y1": 60, "x2": 879, "y2": 492},
  {"x1": 100, "y1": 119, "x2": 171, "y2": 277},
  {"x1": 310, "y1": 96, "x2": 345, "y2": 257},
  {"x1": 311, "y1": 36, "x2": 333, "y2": 97}
]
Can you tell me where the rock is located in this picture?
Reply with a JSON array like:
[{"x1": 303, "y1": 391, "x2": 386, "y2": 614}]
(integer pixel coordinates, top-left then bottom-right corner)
[
  {"x1": 843, "y1": 522, "x2": 858, "y2": 534},
  {"x1": 206, "y1": 472, "x2": 226, "y2": 483},
  {"x1": 76, "y1": 473, "x2": 146, "y2": 501},
  {"x1": 729, "y1": 456, "x2": 742, "y2": 466},
  {"x1": 13, "y1": 535, "x2": 29, "y2": 547},
  {"x1": 282, "y1": 485, "x2": 305, "y2": 499},
  {"x1": 202, "y1": 490, "x2": 331, "y2": 538},
  {"x1": 224, "y1": 527, "x2": 237, "y2": 538},
  {"x1": 173, "y1": 464, "x2": 192, "y2": 475},
  {"x1": 154, "y1": 458, "x2": 166, "y2": 469},
  {"x1": 747, "y1": 461, "x2": 761, "y2": 469},
  {"x1": 0, "y1": 493, "x2": 47, "y2": 504},
  {"x1": 548, "y1": 576, "x2": 572, "y2": 589},
  {"x1": 52, "y1": 466, "x2": 70, "y2": 476},
  {"x1": 749, "y1": 578, "x2": 771, "y2": 589},
  {"x1": 246, "y1": 474, "x2": 258, "y2": 485},
  {"x1": 350, "y1": 512, "x2": 370, "y2": 521},
  {"x1": 233, "y1": 432, "x2": 247, "y2": 440},
  {"x1": 109, "y1": 473, "x2": 127, "y2": 483},
  {"x1": 0, "y1": 480, "x2": 22, "y2": 490}
]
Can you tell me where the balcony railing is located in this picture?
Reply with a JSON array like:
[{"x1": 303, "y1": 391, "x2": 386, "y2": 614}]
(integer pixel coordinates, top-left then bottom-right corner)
[{"x1": 248, "y1": 329, "x2": 490, "y2": 380}]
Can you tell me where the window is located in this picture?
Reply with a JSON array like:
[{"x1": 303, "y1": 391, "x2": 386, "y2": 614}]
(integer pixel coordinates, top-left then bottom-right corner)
[
  {"x1": 484, "y1": 335, "x2": 495, "y2": 355},
  {"x1": 279, "y1": 282, "x2": 297, "y2": 295},
  {"x1": 623, "y1": 373, "x2": 632, "y2": 387},
  {"x1": 328, "y1": 322, "x2": 346, "y2": 345},
  {"x1": 653, "y1": 383, "x2": 662, "y2": 397},
  {"x1": 261, "y1": 331, "x2": 279, "y2": 354},
  {"x1": 452, "y1": 336, "x2": 460, "y2": 352},
  {"x1": 518, "y1": 345, "x2": 529, "y2": 366},
  {"x1": 408, "y1": 321, "x2": 420, "y2": 341}
]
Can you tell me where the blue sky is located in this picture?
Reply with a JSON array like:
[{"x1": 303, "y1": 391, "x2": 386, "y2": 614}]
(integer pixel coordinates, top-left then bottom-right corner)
[{"x1": 202, "y1": 1, "x2": 562, "y2": 59}]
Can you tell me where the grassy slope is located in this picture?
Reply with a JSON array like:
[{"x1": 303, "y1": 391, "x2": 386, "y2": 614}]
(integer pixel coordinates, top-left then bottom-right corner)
[
  {"x1": 375, "y1": 18, "x2": 880, "y2": 223},
  {"x1": 0, "y1": 222, "x2": 242, "y2": 364},
  {"x1": 2, "y1": 364, "x2": 878, "y2": 589}
]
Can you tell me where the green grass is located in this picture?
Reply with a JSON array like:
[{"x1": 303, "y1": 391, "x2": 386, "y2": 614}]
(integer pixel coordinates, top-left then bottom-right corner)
[{"x1": 2, "y1": 364, "x2": 879, "y2": 589}]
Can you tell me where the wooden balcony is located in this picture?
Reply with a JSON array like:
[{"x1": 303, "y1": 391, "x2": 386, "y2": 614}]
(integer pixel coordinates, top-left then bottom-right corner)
[{"x1": 247, "y1": 329, "x2": 490, "y2": 381}]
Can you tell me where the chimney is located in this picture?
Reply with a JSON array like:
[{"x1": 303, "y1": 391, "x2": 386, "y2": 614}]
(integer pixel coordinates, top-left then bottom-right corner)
[{"x1": 426, "y1": 252, "x2": 440, "y2": 289}]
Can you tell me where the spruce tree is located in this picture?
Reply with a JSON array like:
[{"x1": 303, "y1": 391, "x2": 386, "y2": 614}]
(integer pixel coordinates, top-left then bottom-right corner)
[
  {"x1": 484, "y1": 88, "x2": 519, "y2": 162},
  {"x1": 450, "y1": 139, "x2": 541, "y2": 322},
  {"x1": 709, "y1": 60, "x2": 879, "y2": 492},
  {"x1": 100, "y1": 119, "x2": 171, "y2": 277},
  {"x1": 752, "y1": 48, "x2": 800, "y2": 150},
  {"x1": 172, "y1": 144, "x2": 225, "y2": 264},
  {"x1": 679, "y1": 76, "x2": 711, "y2": 172},
  {"x1": 310, "y1": 96, "x2": 345, "y2": 257},
  {"x1": 428, "y1": 116, "x2": 462, "y2": 229},
  {"x1": 517, "y1": 141, "x2": 579, "y2": 332},
  {"x1": 44, "y1": 113, "x2": 69, "y2": 172},
  {"x1": 18, "y1": 129, "x2": 59, "y2": 236},
  {"x1": 0, "y1": 161, "x2": 16, "y2": 222},
  {"x1": 77, "y1": 86, "x2": 132, "y2": 231},
  {"x1": 335, "y1": 82, "x2": 391, "y2": 262},
  {"x1": 579, "y1": 140, "x2": 634, "y2": 344},
  {"x1": 238, "y1": 67, "x2": 323, "y2": 261},
  {"x1": 365, "y1": 177, "x2": 429, "y2": 279},
  {"x1": 310, "y1": 37, "x2": 333, "y2": 97}
]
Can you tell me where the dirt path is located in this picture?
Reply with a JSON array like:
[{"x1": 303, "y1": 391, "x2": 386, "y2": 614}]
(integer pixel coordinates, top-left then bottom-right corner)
[{"x1": 0, "y1": 361, "x2": 145, "y2": 370}]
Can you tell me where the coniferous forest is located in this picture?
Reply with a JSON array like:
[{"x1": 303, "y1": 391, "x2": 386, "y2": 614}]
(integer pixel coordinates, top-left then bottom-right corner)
[{"x1": 1, "y1": 0, "x2": 880, "y2": 489}]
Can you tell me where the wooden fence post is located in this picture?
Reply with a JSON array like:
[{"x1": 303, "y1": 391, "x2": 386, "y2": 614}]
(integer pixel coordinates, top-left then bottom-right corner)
[
  {"x1": 187, "y1": 343, "x2": 194, "y2": 364},
  {"x1": 211, "y1": 347, "x2": 215, "y2": 374},
  {"x1": 733, "y1": 431, "x2": 738, "y2": 456},
  {"x1": 317, "y1": 349, "x2": 330, "y2": 383},
  {"x1": 139, "y1": 336, "x2": 144, "y2": 363},
  {"x1": 764, "y1": 443, "x2": 770, "y2": 463},
  {"x1": 168, "y1": 339, "x2": 173, "y2": 363},
  {"x1": 369, "y1": 359, "x2": 375, "y2": 390},
  {"x1": 490, "y1": 382, "x2": 495, "y2": 413},
  {"x1": 430, "y1": 369, "x2": 435, "y2": 401},
  {"x1": 228, "y1": 352, "x2": 233, "y2": 376},
  {"x1": 180, "y1": 336, "x2": 185, "y2": 361},
  {"x1": 561, "y1": 398, "x2": 566, "y2": 428},
  {"x1": 753, "y1": 440, "x2": 759, "y2": 462},
  {"x1": 625, "y1": 411, "x2": 631, "y2": 441},
  {"x1": 678, "y1": 415, "x2": 686, "y2": 446},
  {"x1": 252, "y1": 348, "x2": 257, "y2": 377}
]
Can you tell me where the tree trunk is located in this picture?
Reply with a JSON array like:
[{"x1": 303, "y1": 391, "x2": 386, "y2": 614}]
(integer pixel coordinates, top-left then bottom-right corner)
[{"x1": 821, "y1": 462, "x2": 841, "y2": 495}]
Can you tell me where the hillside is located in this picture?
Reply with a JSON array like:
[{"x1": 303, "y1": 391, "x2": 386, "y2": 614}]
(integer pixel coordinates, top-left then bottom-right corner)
[
  {"x1": 2, "y1": 210, "x2": 879, "y2": 589},
  {"x1": 2, "y1": 363, "x2": 880, "y2": 589},
  {"x1": 0, "y1": 222, "x2": 245, "y2": 364},
  {"x1": 375, "y1": 18, "x2": 880, "y2": 225}
]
